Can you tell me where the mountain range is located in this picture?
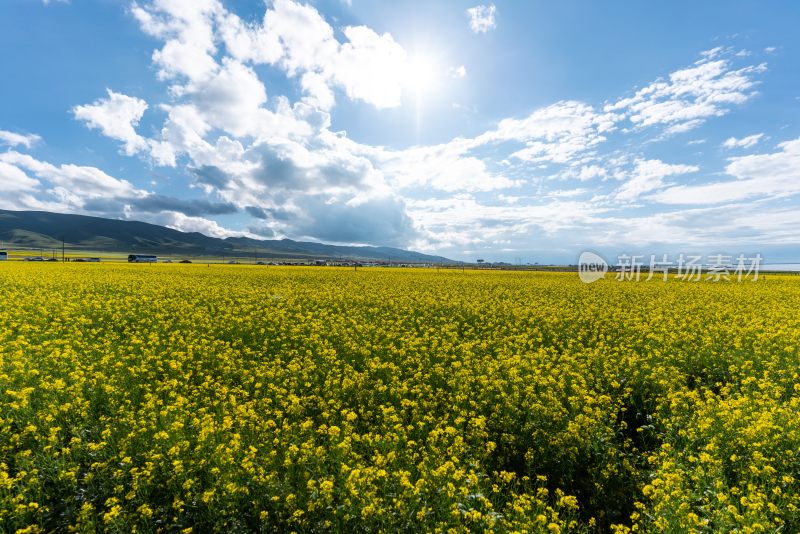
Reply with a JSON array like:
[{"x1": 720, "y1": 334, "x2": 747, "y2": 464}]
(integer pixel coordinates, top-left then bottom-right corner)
[{"x1": 0, "y1": 209, "x2": 454, "y2": 263}]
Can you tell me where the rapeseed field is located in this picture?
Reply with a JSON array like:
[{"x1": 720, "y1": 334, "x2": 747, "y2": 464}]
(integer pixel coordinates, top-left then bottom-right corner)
[{"x1": 1, "y1": 263, "x2": 798, "y2": 532}]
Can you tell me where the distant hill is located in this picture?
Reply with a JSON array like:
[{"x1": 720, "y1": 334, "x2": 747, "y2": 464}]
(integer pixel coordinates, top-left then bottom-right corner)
[{"x1": 0, "y1": 209, "x2": 455, "y2": 263}]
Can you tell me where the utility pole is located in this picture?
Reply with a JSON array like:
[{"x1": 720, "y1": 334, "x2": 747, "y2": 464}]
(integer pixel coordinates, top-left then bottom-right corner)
[{"x1": 62, "y1": 237, "x2": 65, "y2": 262}]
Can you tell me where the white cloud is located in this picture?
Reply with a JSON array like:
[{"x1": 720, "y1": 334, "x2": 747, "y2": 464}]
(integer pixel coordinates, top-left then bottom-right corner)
[
  {"x1": 0, "y1": 161, "x2": 40, "y2": 191},
  {"x1": 476, "y1": 100, "x2": 617, "y2": 164},
  {"x1": 191, "y1": 59, "x2": 267, "y2": 137},
  {"x1": 154, "y1": 104, "x2": 211, "y2": 167},
  {"x1": 381, "y1": 144, "x2": 518, "y2": 193},
  {"x1": 662, "y1": 119, "x2": 704, "y2": 136},
  {"x1": 370, "y1": 100, "x2": 619, "y2": 194},
  {"x1": 0, "y1": 149, "x2": 246, "y2": 233},
  {"x1": 148, "y1": 210, "x2": 245, "y2": 238},
  {"x1": 131, "y1": 0, "x2": 221, "y2": 85},
  {"x1": 261, "y1": 0, "x2": 338, "y2": 75},
  {"x1": 329, "y1": 25, "x2": 409, "y2": 108},
  {"x1": 132, "y1": 0, "x2": 416, "y2": 113},
  {"x1": 722, "y1": 133, "x2": 764, "y2": 149},
  {"x1": 653, "y1": 138, "x2": 800, "y2": 204},
  {"x1": 73, "y1": 89, "x2": 149, "y2": 156},
  {"x1": 300, "y1": 71, "x2": 335, "y2": 110},
  {"x1": 0, "y1": 130, "x2": 41, "y2": 148},
  {"x1": 233, "y1": 0, "x2": 409, "y2": 108},
  {"x1": 466, "y1": 4, "x2": 496, "y2": 34},
  {"x1": 615, "y1": 159, "x2": 698, "y2": 201},
  {"x1": 606, "y1": 50, "x2": 766, "y2": 135},
  {"x1": 577, "y1": 165, "x2": 607, "y2": 181},
  {"x1": 217, "y1": 10, "x2": 282, "y2": 65},
  {"x1": 0, "y1": 151, "x2": 139, "y2": 198},
  {"x1": 727, "y1": 138, "x2": 800, "y2": 181},
  {"x1": 405, "y1": 195, "x2": 608, "y2": 252}
]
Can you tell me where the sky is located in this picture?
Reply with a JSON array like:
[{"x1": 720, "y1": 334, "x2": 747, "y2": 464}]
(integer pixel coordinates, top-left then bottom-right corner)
[{"x1": 0, "y1": 0, "x2": 799, "y2": 263}]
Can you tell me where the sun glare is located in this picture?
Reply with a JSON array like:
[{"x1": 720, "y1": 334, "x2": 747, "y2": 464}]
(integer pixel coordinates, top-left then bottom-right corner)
[
  {"x1": 405, "y1": 54, "x2": 441, "y2": 135},
  {"x1": 406, "y1": 55, "x2": 438, "y2": 96}
]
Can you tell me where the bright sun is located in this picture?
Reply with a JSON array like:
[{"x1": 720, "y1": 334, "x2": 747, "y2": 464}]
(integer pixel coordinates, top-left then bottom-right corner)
[{"x1": 406, "y1": 56, "x2": 438, "y2": 96}]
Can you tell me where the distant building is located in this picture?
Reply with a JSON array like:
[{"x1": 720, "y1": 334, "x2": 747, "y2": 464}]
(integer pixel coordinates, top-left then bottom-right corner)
[
  {"x1": 0, "y1": 251, "x2": 6, "y2": 261},
  {"x1": 128, "y1": 254, "x2": 157, "y2": 263}
]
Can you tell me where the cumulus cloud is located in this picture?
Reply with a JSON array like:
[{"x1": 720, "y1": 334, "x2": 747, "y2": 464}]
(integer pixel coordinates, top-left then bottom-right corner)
[
  {"x1": 133, "y1": 0, "x2": 414, "y2": 110},
  {"x1": 219, "y1": 135, "x2": 421, "y2": 244},
  {"x1": 255, "y1": 0, "x2": 413, "y2": 109},
  {"x1": 94, "y1": 0, "x2": 421, "y2": 179},
  {"x1": 131, "y1": 0, "x2": 221, "y2": 84},
  {"x1": 722, "y1": 133, "x2": 764, "y2": 149},
  {"x1": 330, "y1": 25, "x2": 409, "y2": 108},
  {"x1": 73, "y1": 89, "x2": 149, "y2": 156},
  {"x1": 216, "y1": 8, "x2": 282, "y2": 65},
  {"x1": 0, "y1": 151, "x2": 141, "y2": 214},
  {"x1": 242, "y1": 139, "x2": 372, "y2": 192},
  {"x1": 466, "y1": 4, "x2": 496, "y2": 34},
  {"x1": 283, "y1": 194, "x2": 416, "y2": 246},
  {"x1": 190, "y1": 59, "x2": 268, "y2": 137}
]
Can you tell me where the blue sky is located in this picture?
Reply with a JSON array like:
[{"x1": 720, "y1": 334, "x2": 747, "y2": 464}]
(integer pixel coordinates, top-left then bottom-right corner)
[{"x1": 1, "y1": 0, "x2": 799, "y2": 263}]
